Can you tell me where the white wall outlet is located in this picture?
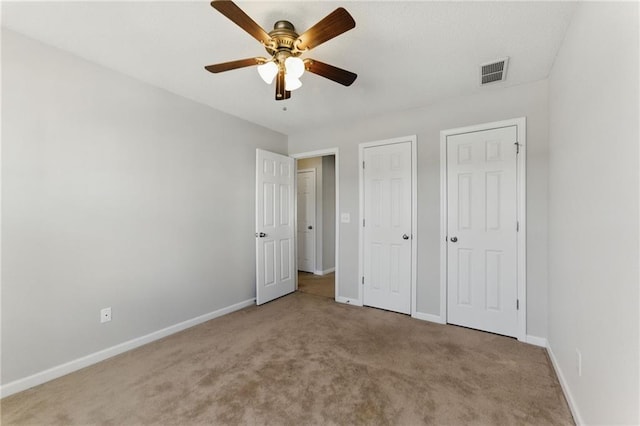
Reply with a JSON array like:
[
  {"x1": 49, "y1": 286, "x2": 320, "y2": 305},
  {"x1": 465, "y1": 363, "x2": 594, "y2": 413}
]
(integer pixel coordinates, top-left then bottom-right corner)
[
  {"x1": 340, "y1": 213, "x2": 351, "y2": 223},
  {"x1": 576, "y1": 348, "x2": 582, "y2": 377},
  {"x1": 100, "y1": 307, "x2": 112, "y2": 323}
]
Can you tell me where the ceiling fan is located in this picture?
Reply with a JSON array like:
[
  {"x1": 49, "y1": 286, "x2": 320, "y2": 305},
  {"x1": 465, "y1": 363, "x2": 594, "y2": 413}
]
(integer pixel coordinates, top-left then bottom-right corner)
[{"x1": 205, "y1": 0, "x2": 357, "y2": 101}]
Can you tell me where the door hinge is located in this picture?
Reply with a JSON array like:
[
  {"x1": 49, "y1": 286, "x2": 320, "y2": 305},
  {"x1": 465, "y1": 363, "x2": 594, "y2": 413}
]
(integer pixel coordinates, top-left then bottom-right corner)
[
  {"x1": 514, "y1": 142, "x2": 520, "y2": 154},
  {"x1": 363, "y1": 218, "x2": 365, "y2": 227},
  {"x1": 362, "y1": 276, "x2": 364, "y2": 285},
  {"x1": 517, "y1": 299, "x2": 520, "y2": 310},
  {"x1": 362, "y1": 161, "x2": 365, "y2": 169},
  {"x1": 516, "y1": 221, "x2": 519, "y2": 232}
]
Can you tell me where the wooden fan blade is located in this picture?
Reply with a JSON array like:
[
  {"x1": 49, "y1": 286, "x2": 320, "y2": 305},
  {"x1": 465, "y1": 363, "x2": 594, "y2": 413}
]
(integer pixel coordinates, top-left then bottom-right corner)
[
  {"x1": 296, "y1": 8, "x2": 355, "y2": 51},
  {"x1": 205, "y1": 57, "x2": 265, "y2": 73},
  {"x1": 304, "y1": 59, "x2": 357, "y2": 86},
  {"x1": 211, "y1": 0, "x2": 272, "y2": 45}
]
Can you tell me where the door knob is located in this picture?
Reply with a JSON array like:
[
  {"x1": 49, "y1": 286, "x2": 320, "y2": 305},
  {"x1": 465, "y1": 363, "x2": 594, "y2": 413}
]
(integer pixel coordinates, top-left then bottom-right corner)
[
  {"x1": 450, "y1": 236, "x2": 458, "y2": 242},
  {"x1": 402, "y1": 234, "x2": 410, "y2": 240},
  {"x1": 308, "y1": 225, "x2": 313, "y2": 230},
  {"x1": 256, "y1": 232, "x2": 266, "y2": 238}
]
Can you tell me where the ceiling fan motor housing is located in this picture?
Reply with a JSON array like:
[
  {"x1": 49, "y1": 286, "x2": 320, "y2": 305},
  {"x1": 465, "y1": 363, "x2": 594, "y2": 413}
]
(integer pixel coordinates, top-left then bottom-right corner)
[{"x1": 267, "y1": 20, "x2": 302, "y2": 60}]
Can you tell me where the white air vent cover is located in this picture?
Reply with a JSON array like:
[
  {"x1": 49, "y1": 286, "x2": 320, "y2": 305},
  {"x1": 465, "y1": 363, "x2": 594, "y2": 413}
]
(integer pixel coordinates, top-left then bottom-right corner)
[{"x1": 480, "y1": 57, "x2": 509, "y2": 85}]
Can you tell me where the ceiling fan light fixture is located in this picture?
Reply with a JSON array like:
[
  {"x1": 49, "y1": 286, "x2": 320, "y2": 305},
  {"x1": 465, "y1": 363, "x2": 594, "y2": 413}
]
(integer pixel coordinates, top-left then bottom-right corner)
[
  {"x1": 284, "y1": 56, "x2": 305, "y2": 78},
  {"x1": 257, "y1": 61, "x2": 278, "y2": 84},
  {"x1": 285, "y1": 75, "x2": 302, "y2": 91},
  {"x1": 207, "y1": 1, "x2": 358, "y2": 100}
]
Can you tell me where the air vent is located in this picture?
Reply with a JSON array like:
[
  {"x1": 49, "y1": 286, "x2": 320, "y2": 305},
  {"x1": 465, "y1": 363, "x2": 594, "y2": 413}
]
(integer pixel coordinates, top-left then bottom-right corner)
[{"x1": 480, "y1": 57, "x2": 509, "y2": 85}]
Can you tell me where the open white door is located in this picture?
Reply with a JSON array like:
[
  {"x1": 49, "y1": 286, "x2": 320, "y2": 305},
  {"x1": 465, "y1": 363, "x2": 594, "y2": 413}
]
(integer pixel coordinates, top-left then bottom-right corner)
[{"x1": 256, "y1": 149, "x2": 295, "y2": 305}]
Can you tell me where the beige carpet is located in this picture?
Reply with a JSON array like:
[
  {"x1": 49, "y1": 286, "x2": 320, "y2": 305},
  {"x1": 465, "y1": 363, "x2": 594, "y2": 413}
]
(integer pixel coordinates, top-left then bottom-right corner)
[
  {"x1": 297, "y1": 271, "x2": 335, "y2": 299},
  {"x1": 1, "y1": 292, "x2": 573, "y2": 425}
]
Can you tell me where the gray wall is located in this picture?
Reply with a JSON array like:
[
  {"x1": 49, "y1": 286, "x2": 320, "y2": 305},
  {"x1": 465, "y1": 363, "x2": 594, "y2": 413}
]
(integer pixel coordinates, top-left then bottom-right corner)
[
  {"x1": 547, "y1": 2, "x2": 639, "y2": 424},
  {"x1": 1, "y1": 30, "x2": 287, "y2": 384},
  {"x1": 288, "y1": 79, "x2": 550, "y2": 338},
  {"x1": 321, "y1": 156, "x2": 335, "y2": 272}
]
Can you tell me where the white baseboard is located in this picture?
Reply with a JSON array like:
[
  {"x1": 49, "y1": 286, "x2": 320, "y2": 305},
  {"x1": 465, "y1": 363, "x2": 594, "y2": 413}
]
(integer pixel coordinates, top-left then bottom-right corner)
[
  {"x1": 412, "y1": 311, "x2": 446, "y2": 324},
  {"x1": 525, "y1": 335, "x2": 548, "y2": 348},
  {"x1": 314, "y1": 267, "x2": 335, "y2": 276},
  {"x1": 547, "y1": 343, "x2": 583, "y2": 425},
  {"x1": 0, "y1": 298, "x2": 256, "y2": 399},
  {"x1": 336, "y1": 296, "x2": 362, "y2": 306}
]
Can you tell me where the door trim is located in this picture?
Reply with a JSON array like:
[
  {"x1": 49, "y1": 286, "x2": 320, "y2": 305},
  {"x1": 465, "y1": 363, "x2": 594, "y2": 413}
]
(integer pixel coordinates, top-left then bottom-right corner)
[
  {"x1": 439, "y1": 117, "x2": 527, "y2": 341},
  {"x1": 291, "y1": 149, "x2": 340, "y2": 301},
  {"x1": 358, "y1": 135, "x2": 418, "y2": 314}
]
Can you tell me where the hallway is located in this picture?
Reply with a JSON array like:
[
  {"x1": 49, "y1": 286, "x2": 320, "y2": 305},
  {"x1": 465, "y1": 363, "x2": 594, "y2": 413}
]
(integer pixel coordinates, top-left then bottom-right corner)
[{"x1": 297, "y1": 271, "x2": 335, "y2": 299}]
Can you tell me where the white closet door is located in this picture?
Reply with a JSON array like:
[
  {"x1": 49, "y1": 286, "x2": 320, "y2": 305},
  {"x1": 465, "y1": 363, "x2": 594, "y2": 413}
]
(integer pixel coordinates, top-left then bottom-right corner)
[
  {"x1": 363, "y1": 141, "x2": 412, "y2": 315},
  {"x1": 446, "y1": 126, "x2": 518, "y2": 337}
]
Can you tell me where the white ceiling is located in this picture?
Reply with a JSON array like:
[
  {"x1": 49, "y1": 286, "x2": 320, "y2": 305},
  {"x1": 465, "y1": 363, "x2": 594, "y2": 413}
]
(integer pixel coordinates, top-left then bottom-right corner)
[{"x1": 2, "y1": 1, "x2": 578, "y2": 135}]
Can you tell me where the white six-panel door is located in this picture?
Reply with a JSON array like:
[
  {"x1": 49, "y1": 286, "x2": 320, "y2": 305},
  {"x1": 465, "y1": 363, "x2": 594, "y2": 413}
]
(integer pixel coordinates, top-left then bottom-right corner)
[
  {"x1": 296, "y1": 169, "x2": 316, "y2": 273},
  {"x1": 256, "y1": 149, "x2": 295, "y2": 305},
  {"x1": 362, "y1": 141, "x2": 413, "y2": 315},
  {"x1": 446, "y1": 126, "x2": 518, "y2": 337}
]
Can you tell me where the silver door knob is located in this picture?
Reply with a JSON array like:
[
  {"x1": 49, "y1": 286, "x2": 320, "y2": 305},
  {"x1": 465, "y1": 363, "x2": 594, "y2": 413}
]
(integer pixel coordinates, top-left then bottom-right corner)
[
  {"x1": 256, "y1": 232, "x2": 266, "y2": 238},
  {"x1": 450, "y1": 236, "x2": 458, "y2": 242},
  {"x1": 402, "y1": 234, "x2": 410, "y2": 240}
]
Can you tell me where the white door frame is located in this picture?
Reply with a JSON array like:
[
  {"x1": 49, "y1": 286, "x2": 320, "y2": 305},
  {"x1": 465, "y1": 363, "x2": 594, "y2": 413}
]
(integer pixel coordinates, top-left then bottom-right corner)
[
  {"x1": 291, "y1": 149, "x2": 340, "y2": 301},
  {"x1": 358, "y1": 135, "x2": 418, "y2": 314},
  {"x1": 296, "y1": 168, "x2": 316, "y2": 273},
  {"x1": 440, "y1": 117, "x2": 527, "y2": 342}
]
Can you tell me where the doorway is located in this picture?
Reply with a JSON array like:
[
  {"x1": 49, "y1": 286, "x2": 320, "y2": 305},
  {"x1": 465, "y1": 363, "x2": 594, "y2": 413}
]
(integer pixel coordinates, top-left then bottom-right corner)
[
  {"x1": 293, "y1": 151, "x2": 338, "y2": 300},
  {"x1": 297, "y1": 169, "x2": 316, "y2": 273},
  {"x1": 440, "y1": 118, "x2": 526, "y2": 341}
]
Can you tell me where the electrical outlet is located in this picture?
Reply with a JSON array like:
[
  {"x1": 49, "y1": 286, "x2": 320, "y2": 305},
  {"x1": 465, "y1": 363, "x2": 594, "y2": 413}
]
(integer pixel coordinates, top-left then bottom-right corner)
[
  {"x1": 100, "y1": 307, "x2": 112, "y2": 323},
  {"x1": 576, "y1": 349, "x2": 582, "y2": 377}
]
